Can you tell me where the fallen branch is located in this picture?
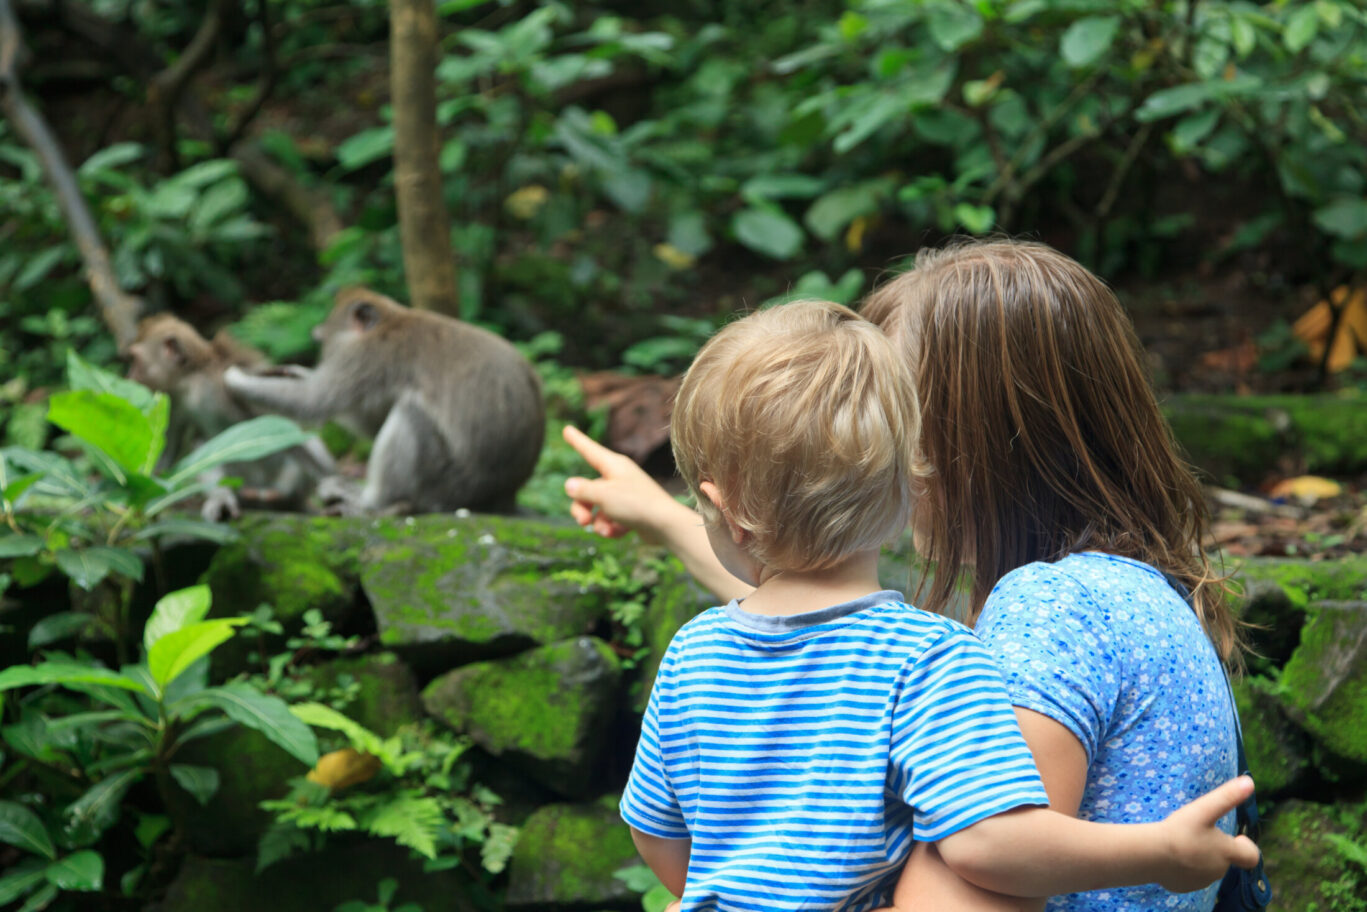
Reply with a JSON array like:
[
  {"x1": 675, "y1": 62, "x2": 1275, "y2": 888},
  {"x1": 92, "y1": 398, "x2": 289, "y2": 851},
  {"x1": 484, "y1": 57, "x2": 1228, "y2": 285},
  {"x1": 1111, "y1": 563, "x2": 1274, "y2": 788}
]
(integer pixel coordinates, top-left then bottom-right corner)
[{"x1": 0, "y1": 0, "x2": 142, "y2": 347}]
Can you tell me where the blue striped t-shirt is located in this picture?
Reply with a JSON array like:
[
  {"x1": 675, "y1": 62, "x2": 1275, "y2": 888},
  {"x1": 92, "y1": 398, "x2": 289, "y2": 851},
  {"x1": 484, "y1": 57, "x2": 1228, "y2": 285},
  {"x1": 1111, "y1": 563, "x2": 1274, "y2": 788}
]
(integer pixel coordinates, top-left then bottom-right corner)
[{"x1": 621, "y1": 590, "x2": 1050, "y2": 912}]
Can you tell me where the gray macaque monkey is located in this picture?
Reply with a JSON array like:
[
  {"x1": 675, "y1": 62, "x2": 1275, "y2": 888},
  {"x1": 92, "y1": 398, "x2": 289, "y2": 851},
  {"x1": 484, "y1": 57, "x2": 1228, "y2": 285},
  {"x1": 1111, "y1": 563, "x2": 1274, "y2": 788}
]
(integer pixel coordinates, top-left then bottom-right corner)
[
  {"x1": 222, "y1": 289, "x2": 545, "y2": 514},
  {"x1": 125, "y1": 314, "x2": 336, "y2": 520}
]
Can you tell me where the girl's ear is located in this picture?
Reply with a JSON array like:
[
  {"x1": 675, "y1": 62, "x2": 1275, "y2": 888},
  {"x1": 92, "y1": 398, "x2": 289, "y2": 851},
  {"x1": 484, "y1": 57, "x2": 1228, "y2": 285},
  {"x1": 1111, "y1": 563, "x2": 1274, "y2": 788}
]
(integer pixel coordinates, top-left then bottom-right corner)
[{"x1": 699, "y1": 481, "x2": 746, "y2": 545}]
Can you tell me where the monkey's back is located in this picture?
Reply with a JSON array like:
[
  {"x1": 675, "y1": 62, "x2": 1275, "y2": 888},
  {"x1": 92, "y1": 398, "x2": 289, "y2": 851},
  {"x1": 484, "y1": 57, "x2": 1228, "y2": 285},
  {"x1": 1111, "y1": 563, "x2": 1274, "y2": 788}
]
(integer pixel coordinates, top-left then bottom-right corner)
[{"x1": 402, "y1": 311, "x2": 545, "y2": 511}]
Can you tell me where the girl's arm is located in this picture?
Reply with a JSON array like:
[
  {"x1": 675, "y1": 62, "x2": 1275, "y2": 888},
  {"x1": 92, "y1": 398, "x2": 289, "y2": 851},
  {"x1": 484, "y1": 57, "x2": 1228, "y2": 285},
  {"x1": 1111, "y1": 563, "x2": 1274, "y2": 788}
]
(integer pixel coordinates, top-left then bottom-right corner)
[
  {"x1": 887, "y1": 709, "x2": 1088, "y2": 910},
  {"x1": 934, "y1": 776, "x2": 1259, "y2": 898},
  {"x1": 562, "y1": 425, "x2": 751, "y2": 601},
  {"x1": 630, "y1": 827, "x2": 691, "y2": 899}
]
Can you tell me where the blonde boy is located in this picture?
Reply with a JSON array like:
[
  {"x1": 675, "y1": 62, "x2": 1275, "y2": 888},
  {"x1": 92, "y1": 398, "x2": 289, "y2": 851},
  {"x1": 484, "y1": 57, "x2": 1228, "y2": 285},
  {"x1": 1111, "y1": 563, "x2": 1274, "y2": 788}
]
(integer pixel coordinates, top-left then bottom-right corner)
[{"x1": 619, "y1": 300, "x2": 1257, "y2": 911}]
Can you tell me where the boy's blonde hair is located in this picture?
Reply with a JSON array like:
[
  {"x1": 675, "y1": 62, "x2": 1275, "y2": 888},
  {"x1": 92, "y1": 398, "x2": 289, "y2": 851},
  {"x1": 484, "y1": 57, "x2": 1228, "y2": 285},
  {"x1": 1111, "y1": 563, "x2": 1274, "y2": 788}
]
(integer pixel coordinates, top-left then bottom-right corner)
[{"x1": 671, "y1": 300, "x2": 923, "y2": 572}]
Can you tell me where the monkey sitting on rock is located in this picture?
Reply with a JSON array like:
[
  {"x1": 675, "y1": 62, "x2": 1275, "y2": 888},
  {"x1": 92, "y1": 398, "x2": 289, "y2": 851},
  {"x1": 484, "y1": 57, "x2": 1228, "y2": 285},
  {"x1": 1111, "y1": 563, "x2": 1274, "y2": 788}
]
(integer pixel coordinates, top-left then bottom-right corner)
[
  {"x1": 223, "y1": 289, "x2": 545, "y2": 515},
  {"x1": 126, "y1": 314, "x2": 337, "y2": 521}
]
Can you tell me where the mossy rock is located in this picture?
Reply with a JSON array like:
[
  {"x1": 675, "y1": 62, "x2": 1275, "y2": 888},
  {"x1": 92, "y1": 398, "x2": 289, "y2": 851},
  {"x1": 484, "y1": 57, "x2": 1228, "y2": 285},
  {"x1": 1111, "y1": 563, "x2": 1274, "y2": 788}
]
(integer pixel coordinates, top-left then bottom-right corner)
[
  {"x1": 1163, "y1": 391, "x2": 1367, "y2": 485},
  {"x1": 422, "y1": 636, "x2": 622, "y2": 797},
  {"x1": 632, "y1": 558, "x2": 712, "y2": 714},
  {"x1": 204, "y1": 513, "x2": 365, "y2": 675},
  {"x1": 298, "y1": 652, "x2": 423, "y2": 737},
  {"x1": 1231, "y1": 675, "x2": 1310, "y2": 797},
  {"x1": 1259, "y1": 799, "x2": 1367, "y2": 912},
  {"x1": 505, "y1": 794, "x2": 641, "y2": 909},
  {"x1": 151, "y1": 839, "x2": 478, "y2": 912},
  {"x1": 359, "y1": 514, "x2": 628, "y2": 671},
  {"x1": 1277, "y1": 600, "x2": 1367, "y2": 767},
  {"x1": 162, "y1": 725, "x2": 309, "y2": 857}
]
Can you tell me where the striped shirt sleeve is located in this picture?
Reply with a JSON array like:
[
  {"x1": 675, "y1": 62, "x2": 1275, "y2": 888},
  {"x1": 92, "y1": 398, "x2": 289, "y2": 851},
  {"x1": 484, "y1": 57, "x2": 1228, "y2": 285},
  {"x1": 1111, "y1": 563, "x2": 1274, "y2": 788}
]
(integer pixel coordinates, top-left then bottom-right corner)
[
  {"x1": 889, "y1": 625, "x2": 1050, "y2": 843},
  {"x1": 620, "y1": 640, "x2": 690, "y2": 839}
]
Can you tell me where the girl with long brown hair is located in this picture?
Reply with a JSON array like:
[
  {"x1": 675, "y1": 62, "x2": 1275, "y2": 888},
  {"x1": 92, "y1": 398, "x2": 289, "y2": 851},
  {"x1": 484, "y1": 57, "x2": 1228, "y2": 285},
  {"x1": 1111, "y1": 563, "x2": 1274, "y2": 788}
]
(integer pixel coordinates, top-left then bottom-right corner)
[{"x1": 563, "y1": 239, "x2": 1242, "y2": 912}]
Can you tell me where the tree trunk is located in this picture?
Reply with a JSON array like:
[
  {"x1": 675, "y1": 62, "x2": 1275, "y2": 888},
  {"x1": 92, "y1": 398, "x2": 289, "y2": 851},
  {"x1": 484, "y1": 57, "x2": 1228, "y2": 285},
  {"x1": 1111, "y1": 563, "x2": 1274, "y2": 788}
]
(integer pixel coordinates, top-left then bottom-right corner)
[
  {"x1": 0, "y1": 0, "x2": 142, "y2": 348},
  {"x1": 389, "y1": 0, "x2": 459, "y2": 315}
]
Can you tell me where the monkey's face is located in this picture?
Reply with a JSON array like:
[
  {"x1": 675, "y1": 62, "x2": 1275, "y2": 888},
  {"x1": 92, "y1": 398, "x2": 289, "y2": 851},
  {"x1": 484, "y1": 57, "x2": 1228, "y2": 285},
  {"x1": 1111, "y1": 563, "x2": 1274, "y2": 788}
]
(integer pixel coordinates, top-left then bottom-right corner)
[{"x1": 126, "y1": 330, "x2": 190, "y2": 391}]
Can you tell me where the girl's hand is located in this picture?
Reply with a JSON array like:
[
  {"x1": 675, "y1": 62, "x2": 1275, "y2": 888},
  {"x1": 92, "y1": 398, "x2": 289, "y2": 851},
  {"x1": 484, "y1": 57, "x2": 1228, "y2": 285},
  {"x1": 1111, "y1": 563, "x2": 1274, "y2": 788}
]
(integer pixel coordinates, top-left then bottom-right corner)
[{"x1": 562, "y1": 425, "x2": 679, "y2": 541}]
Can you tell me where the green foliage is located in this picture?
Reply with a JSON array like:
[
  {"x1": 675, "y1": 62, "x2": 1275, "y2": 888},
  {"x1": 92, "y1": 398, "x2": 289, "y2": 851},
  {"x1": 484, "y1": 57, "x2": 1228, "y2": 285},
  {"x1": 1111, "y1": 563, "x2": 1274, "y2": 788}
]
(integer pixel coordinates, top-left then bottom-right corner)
[
  {"x1": 0, "y1": 586, "x2": 317, "y2": 908},
  {"x1": 334, "y1": 878, "x2": 424, "y2": 912},
  {"x1": 615, "y1": 863, "x2": 676, "y2": 912},
  {"x1": 0, "y1": 353, "x2": 309, "y2": 652},
  {"x1": 258, "y1": 710, "x2": 516, "y2": 880},
  {"x1": 554, "y1": 551, "x2": 660, "y2": 669}
]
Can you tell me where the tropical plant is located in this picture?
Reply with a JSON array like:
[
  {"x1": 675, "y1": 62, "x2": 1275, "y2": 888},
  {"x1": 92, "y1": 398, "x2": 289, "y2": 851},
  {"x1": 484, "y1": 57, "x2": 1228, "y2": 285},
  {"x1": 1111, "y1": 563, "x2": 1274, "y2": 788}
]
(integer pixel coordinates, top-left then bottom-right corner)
[
  {"x1": 0, "y1": 584, "x2": 319, "y2": 908},
  {"x1": 0, "y1": 352, "x2": 310, "y2": 657},
  {"x1": 258, "y1": 705, "x2": 517, "y2": 880}
]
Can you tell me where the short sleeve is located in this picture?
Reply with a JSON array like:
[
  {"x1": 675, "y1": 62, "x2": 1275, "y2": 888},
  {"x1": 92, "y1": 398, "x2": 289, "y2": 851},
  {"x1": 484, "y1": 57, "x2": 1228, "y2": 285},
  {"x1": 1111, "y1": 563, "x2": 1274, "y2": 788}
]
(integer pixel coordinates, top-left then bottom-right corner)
[
  {"x1": 974, "y1": 563, "x2": 1121, "y2": 764},
  {"x1": 889, "y1": 626, "x2": 1049, "y2": 842},
  {"x1": 620, "y1": 645, "x2": 690, "y2": 839}
]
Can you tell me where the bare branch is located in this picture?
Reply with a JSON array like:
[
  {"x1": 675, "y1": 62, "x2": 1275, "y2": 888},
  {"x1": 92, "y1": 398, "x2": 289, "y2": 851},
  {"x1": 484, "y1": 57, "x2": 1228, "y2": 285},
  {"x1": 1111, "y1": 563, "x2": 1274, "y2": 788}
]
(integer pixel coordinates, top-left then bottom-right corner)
[
  {"x1": 148, "y1": 0, "x2": 229, "y2": 169},
  {"x1": 0, "y1": 0, "x2": 142, "y2": 348}
]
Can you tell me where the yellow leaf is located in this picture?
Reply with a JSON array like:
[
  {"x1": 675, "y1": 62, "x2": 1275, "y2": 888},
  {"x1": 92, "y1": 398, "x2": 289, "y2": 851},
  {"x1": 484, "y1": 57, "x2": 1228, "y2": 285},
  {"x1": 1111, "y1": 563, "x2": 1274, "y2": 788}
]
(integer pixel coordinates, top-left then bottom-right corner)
[
  {"x1": 846, "y1": 216, "x2": 869, "y2": 254},
  {"x1": 1268, "y1": 475, "x2": 1343, "y2": 504},
  {"x1": 306, "y1": 748, "x2": 381, "y2": 791},
  {"x1": 1292, "y1": 286, "x2": 1367, "y2": 372},
  {"x1": 504, "y1": 184, "x2": 549, "y2": 220},
  {"x1": 652, "y1": 243, "x2": 696, "y2": 270}
]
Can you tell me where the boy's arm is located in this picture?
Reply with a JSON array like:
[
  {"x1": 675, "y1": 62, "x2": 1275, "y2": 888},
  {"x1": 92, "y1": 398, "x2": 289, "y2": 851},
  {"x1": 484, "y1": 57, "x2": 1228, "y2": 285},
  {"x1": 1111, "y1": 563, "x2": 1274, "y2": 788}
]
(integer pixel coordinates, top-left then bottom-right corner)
[
  {"x1": 886, "y1": 709, "x2": 1086, "y2": 910},
  {"x1": 935, "y1": 776, "x2": 1260, "y2": 898},
  {"x1": 630, "y1": 827, "x2": 690, "y2": 898},
  {"x1": 562, "y1": 425, "x2": 751, "y2": 601}
]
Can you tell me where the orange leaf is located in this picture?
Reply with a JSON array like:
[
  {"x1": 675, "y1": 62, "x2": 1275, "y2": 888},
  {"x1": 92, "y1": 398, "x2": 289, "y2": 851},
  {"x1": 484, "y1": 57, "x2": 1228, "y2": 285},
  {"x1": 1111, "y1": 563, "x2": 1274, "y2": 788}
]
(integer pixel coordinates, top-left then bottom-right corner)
[
  {"x1": 306, "y1": 748, "x2": 381, "y2": 791},
  {"x1": 1267, "y1": 475, "x2": 1343, "y2": 504}
]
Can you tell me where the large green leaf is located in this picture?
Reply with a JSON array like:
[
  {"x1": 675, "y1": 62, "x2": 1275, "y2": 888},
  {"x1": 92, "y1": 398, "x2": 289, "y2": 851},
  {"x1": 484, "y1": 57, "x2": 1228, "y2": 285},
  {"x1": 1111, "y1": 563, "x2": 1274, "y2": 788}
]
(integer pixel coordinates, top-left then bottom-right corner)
[
  {"x1": 804, "y1": 183, "x2": 884, "y2": 241},
  {"x1": 168, "y1": 765, "x2": 221, "y2": 807},
  {"x1": 133, "y1": 518, "x2": 240, "y2": 545},
  {"x1": 1313, "y1": 198, "x2": 1367, "y2": 239},
  {"x1": 54, "y1": 547, "x2": 143, "y2": 590},
  {"x1": 731, "y1": 206, "x2": 804, "y2": 260},
  {"x1": 0, "y1": 535, "x2": 44, "y2": 559},
  {"x1": 177, "y1": 684, "x2": 319, "y2": 765},
  {"x1": 27, "y1": 612, "x2": 94, "y2": 650},
  {"x1": 143, "y1": 585, "x2": 213, "y2": 653},
  {"x1": 44, "y1": 851, "x2": 103, "y2": 891},
  {"x1": 65, "y1": 350, "x2": 157, "y2": 414},
  {"x1": 927, "y1": 1, "x2": 983, "y2": 52},
  {"x1": 147, "y1": 618, "x2": 248, "y2": 689},
  {"x1": 0, "y1": 801, "x2": 56, "y2": 860},
  {"x1": 1060, "y1": 16, "x2": 1121, "y2": 68},
  {"x1": 0, "y1": 664, "x2": 150, "y2": 696},
  {"x1": 46, "y1": 391, "x2": 158, "y2": 482},
  {"x1": 65, "y1": 769, "x2": 142, "y2": 838},
  {"x1": 166, "y1": 417, "x2": 311, "y2": 488},
  {"x1": 0, "y1": 862, "x2": 46, "y2": 906}
]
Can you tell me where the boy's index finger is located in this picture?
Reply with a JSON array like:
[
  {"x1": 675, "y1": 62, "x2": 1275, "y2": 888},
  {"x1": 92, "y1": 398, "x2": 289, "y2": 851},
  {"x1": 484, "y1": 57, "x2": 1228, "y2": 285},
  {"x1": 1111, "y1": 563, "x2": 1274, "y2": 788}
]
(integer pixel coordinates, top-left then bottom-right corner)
[{"x1": 562, "y1": 424, "x2": 615, "y2": 470}]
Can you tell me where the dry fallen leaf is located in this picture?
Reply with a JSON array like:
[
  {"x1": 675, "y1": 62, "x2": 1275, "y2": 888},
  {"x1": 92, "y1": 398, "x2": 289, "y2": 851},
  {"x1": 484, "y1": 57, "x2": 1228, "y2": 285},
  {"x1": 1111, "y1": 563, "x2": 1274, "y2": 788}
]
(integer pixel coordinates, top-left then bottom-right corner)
[
  {"x1": 579, "y1": 372, "x2": 682, "y2": 466},
  {"x1": 1292, "y1": 285, "x2": 1367, "y2": 372},
  {"x1": 1267, "y1": 475, "x2": 1344, "y2": 505},
  {"x1": 307, "y1": 748, "x2": 381, "y2": 791}
]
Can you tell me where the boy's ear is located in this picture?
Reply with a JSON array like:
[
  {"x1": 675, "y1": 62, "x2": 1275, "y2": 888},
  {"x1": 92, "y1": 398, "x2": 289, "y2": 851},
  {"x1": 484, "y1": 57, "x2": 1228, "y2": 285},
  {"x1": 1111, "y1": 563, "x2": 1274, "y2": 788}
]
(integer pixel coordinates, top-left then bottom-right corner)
[{"x1": 698, "y1": 481, "x2": 746, "y2": 545}]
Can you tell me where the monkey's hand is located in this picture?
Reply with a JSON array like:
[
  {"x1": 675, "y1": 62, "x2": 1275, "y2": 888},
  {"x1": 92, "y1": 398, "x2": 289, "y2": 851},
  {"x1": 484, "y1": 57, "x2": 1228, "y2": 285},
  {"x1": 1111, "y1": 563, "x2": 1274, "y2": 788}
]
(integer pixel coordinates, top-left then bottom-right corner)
[
  {"x1": 253, "y1": 364, "x2": 312, "y2": 380},
  {"x1": 318, "y1": 475, "x2": 365, "y2": 516},
  {"x1": 202, "y1": 486, "x2": 242, "y2": 523}
]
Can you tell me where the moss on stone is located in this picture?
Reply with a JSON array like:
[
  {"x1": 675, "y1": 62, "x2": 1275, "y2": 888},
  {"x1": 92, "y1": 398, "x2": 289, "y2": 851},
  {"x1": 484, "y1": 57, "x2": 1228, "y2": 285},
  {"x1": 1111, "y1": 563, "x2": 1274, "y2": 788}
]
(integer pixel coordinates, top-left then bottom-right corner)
[
  {"x1": 360, "y1": 514, "x2": 631, "y2": 670},
  {"x1": 1277, "y1": 601, "x2": 1367, "y2": 764},
  {"x1": 1231, "y1": 676, "x2": 1309, "y2": 797},
  {"x1": 299, "y1": 652, "x2": 423, "y2": 737},
  {"x1": 421, "y1": 637, "x2": 621, "y2": 796},
  {"x1": 504, "y1": 796, "x2": 641, "y2": 909},
  {"x1": 1260, "y1": 800, "x2": 1367, "y2": 912},
  {"x1": 1163, "y1": 391, "x2": 1367, "y2": 485}
]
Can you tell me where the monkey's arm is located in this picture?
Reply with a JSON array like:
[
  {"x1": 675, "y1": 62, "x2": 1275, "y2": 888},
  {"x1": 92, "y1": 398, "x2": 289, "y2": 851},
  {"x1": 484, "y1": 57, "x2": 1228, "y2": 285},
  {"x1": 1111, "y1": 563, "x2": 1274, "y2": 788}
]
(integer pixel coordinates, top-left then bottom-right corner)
[{"x1": 223, "y1": 365, "x2": 338, "y2": 424}]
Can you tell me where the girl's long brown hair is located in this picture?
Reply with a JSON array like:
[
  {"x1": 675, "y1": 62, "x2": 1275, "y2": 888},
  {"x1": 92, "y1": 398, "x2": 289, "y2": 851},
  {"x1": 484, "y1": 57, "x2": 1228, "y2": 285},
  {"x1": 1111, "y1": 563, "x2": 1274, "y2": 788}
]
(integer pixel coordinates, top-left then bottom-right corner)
[{"x1": 863, "y1": 239, "x2": 1239, "y2": 662}]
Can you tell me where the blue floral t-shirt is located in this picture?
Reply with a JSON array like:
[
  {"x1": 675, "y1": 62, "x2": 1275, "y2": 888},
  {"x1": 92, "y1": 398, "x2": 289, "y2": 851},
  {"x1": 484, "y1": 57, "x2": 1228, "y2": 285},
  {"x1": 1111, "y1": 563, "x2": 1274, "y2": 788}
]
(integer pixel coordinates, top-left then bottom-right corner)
[{"x1": 975, "y1": 552, "x2": 1237, "y2": 912}]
